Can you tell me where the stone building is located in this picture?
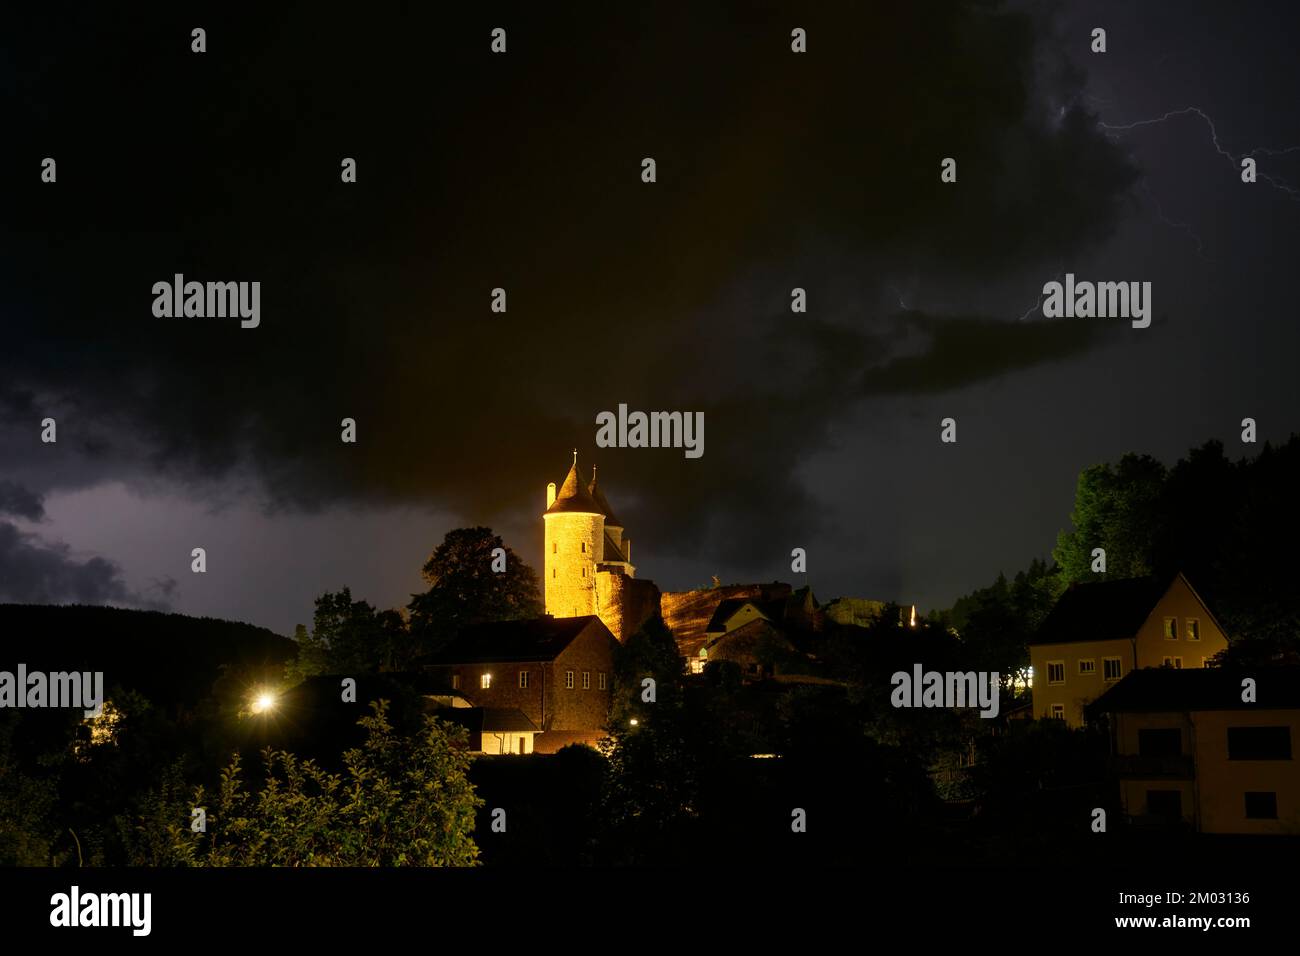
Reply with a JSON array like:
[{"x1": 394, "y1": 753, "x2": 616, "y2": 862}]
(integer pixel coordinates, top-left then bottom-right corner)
[
  {"x1": 543, "y1": 452, "x2": 660, "y2": 642},
  {"x1": 424, "y1": 615, "x2": 618, "y2": 753}
]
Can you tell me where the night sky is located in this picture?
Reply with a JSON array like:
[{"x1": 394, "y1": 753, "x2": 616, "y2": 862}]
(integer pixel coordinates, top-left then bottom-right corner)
[{"x1": 2, "y1": 1, "x2": 1298, "y2": 635}]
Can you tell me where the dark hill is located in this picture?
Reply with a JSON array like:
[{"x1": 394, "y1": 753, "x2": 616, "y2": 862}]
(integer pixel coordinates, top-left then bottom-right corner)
[{"x1": 0, "y1": 603, "x2": 296, "y2": 708}]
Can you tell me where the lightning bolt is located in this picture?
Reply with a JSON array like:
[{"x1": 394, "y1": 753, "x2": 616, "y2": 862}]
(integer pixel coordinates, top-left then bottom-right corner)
[
  {"x1": 1139, "y1": 180, "x2": 1209, "y2": 260},
  {"x1": 1017, "y1": 266, "x2": 1065, "y2": 321},
  {"x1": 1099, "y1": 106, "x2": 1300, "y2": 202}
]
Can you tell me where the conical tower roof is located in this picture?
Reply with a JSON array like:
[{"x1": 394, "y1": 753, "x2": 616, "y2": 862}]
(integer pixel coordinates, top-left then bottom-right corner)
[
  {"x1": 545, "y1": 453, "x2": 603, "y2": 515},
  {"x1": 587, "y1": 466, "x2": 623, "y2": 528}
]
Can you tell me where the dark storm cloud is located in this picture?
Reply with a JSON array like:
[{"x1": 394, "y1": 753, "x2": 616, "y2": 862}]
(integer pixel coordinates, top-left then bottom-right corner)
[
  {"x1": 860, "y1": 311, "x2": 1113, "y2": 396},
  {"x1": 0, "y1": 521, "x2": 169, "y2": 608},
  {"x1": 0, "y1": 481, "x2": 45, "y2": 521},
  {"x1": 0, "y1": 2, "x2": 1139, "y2": 569}
]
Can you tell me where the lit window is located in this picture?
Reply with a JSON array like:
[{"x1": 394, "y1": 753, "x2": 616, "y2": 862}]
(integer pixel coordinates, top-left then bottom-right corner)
[
  {"x1": 1078, "y1": 659, "x2": 1096, "y2": 676},
  {"x1": 598, "y1": 672, "x2": 607, "y2": 690},
  {"x1": 1050, "y1": 704, "x2": 1065, "y2": 720},
  {"x1": 451, "y1": 674, "x2": 460, "y2": 690},
  {"x1": 481, "y1": 673, "x2": 492, "y2": 690},
  {"x1": 565, "y1": 670, "x2": 574, "y2": 689},
  {"x1": 582, "y1": 671, "x2": 590, "y2": 690},
  {"x1": 1047, "y1": 661, "x2": 1065, "y2": 685},
  {"x1": 1103, "y1": 657, "x2": 1123, "y2": 682},
  {"x1": 1186, "y1": 619, "x2": 1200, "y2": 641},
  {"x1": 1163, "y1": 617, "x2": 1177, "y2": 640},
  {"x1": 519, "y1": 671, "x2": 529, "y2": 689}
]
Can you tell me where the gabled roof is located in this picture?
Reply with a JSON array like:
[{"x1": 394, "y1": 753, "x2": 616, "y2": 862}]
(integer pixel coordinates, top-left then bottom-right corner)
[
  {"x1": 706, "y1": 598, "x2": 772, "y2": 633},
  {"x1": 1029, "y1": 575, "x2": 1171, "y2": 646},
  {"x1": 545, "y1": 458, "x2": 602, "y2": 516},
  {"x1": 1088, "y1": 667, "x2": 1300, "y2": 715},
  {"x1": 436, "y1": 706, "x2": 539, "y2": 734},
  {"x1": 430, "y1": 615, "x2": 609, "y2": 664}
]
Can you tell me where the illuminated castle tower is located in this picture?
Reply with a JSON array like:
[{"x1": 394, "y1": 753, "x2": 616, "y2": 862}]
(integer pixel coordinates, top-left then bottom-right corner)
[{"x1": 544, "y1": 451, "x2": 643, "y2": 638}]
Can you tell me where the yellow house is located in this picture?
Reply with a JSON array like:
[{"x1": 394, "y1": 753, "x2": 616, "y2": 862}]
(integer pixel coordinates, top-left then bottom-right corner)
[
  {"x1": 1090, "y1": 667, "x2": 1300, "y2": 834},
  {"x1": 1029, "y1": 573, "x2": 1229, "y2": 727}
]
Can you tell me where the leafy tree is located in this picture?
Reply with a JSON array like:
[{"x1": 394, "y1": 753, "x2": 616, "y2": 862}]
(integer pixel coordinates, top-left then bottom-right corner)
[
  {"x1": 304, "y1": 588, "x2": 413, "y2": 676},
  {"x1": 948, "y1": 558, "x2": 1062, "y2": 693},
  {"x1": 148, "y1": 701, "x2": 482, "y2": 866},
  {"x1": 0, "y1": 716, "x2": 67, "y2": 866},
  {"x1": 284, "y1": 623, "x2": 328, "y2": 685},
  {"x1": 1054, "y1": 453, "x2": 1167, "y2": 582},
  {"x1": 408, "y1": 527, "x2": 541, "y2": 654}
]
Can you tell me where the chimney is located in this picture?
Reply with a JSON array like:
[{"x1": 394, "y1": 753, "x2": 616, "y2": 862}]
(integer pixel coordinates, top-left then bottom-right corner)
[{"x1": 546, "y1": 482, "x2": 556, "y2": 509}]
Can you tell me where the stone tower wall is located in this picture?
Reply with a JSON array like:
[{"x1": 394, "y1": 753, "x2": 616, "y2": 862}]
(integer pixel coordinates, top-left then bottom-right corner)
[{"x1": 543, "y1": 512, "x2": 603, "y2": 618}]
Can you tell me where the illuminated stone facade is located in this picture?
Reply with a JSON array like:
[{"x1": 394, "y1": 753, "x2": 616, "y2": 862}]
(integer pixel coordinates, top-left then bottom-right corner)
[{"x1": 543, "y1": 453, "x2": 658, "y2": 641}]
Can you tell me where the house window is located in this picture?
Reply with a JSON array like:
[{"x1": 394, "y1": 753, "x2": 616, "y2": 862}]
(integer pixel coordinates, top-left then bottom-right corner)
[
  {"x1": 582, "y1": 567, "x2": 586, "y2": 577},
  {"x1": 1078, "y1": 659, "x2": 1096, "y2": 676},
  {"x1": 1227, "y1": 726, "x2": 1292, "y2": 760},
  {"x1": 565, "y1": 670, "x2": 574, "y2": 689},
  {"x1": 1046, "y1": 661, "x2": 1065, "y2": 685},
  {"x1": 1201, "y1": 657, "x2": 1210, "y2": 667},
  {"x1": 1163, "y1": 617, "x2": 1177, "y2": 640},
  {"x1": 552, "y1": 542, "x2": 557, "y2": 554},
  {"x1": 1050, "y1": 704, "x2": 1065, "y2": 720},
  {"x1": 552, "y1": 568, "x2": 556, "y2": 578},
  {"x1": 480, "y1": 673, "x2": 492, "y2": 690},
  {"x1": 1244, "y1": 791, "x2": 1278, "y2": 819},
  {"x1": 582, "y1": 671, "x2": 591, "y2": 690},
  {"x1": 1103, "y1": 657, "x2": 1123, "y2": 682},
  {"x1": 581, "y1": 542, "x2": 586, "y2": 553},
  {"x1": 1186, "y1": 619, "x2": 1200, "y2": 641},
  {"x1": 451, "y1": 674, "x2": 460, "y2": 690},
  {"x1": 598, "y1": 672, "x2": 607, "y2": 690},
  {"x1": 519, "y1": 671, "x2": 529, "y2": 689},
  {"x1": 1162, "y1": 656, "x2": 1183, "y2": 669}
]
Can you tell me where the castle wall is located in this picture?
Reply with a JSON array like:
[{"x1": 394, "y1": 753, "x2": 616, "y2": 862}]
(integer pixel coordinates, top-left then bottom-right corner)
[
  {"x1": 596, "y1": 572, "x2": 662, "y2": 642},
  {"x1": 544, "y1": 512, "x2": 603, "y2": 618},
  {"x1": 661, "y1": 582, "x2": 793, "y2": 659}
]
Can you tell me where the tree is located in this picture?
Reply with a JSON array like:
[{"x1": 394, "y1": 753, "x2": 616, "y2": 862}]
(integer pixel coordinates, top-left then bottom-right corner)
[
  {"x1": 151, "y1": 701, "x2": 482, "y2": 866},
  {"x1": 284, "y1": 623, "x2": 328, "y2": 685},
  {"x1": 1054, "y1": 454, "x2": 1167, "y2": 583},
  {"x1": 408, "y1": 527, "x2": 541, "y2": 653},
  {"x1": 305, "y1": 588, "x2": 413, "y2": 675}
]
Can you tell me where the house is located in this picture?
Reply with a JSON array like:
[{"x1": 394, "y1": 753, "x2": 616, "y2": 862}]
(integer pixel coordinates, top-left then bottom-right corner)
[
  {"x1": 423, "y1": 615, "x2": 617, "y2": 753},
  {"x1": 1089, "y1": 667, "x2": 1300, "y2": 834},
  {"x1": 700, "y1": 617, "x2": 802, "y2": 681},
  {"x1": 435, "y1": 707, "x2": 539, "y2": 755},
  {"x1": 1029, "y1": 572, "x2": 1229, "y2": 727}
]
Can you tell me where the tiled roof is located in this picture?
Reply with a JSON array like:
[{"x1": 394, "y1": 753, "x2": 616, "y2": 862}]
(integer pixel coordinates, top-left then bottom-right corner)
[
  {"x1": 1088, "y1": 666, "x2": 1300, "y2": 714},
  {"x1": 545, "y1": 459, "x2": 602, "y2": 515},
  {"x1": 436, "y1": 706, "x2": 539, "y2": 734},
  {"x1": 1029, "y1": 575, "x2": 1171, "y2": 646},
  {"x1": 430, "y1": 615, "x2": 606, "y2": 664}
]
